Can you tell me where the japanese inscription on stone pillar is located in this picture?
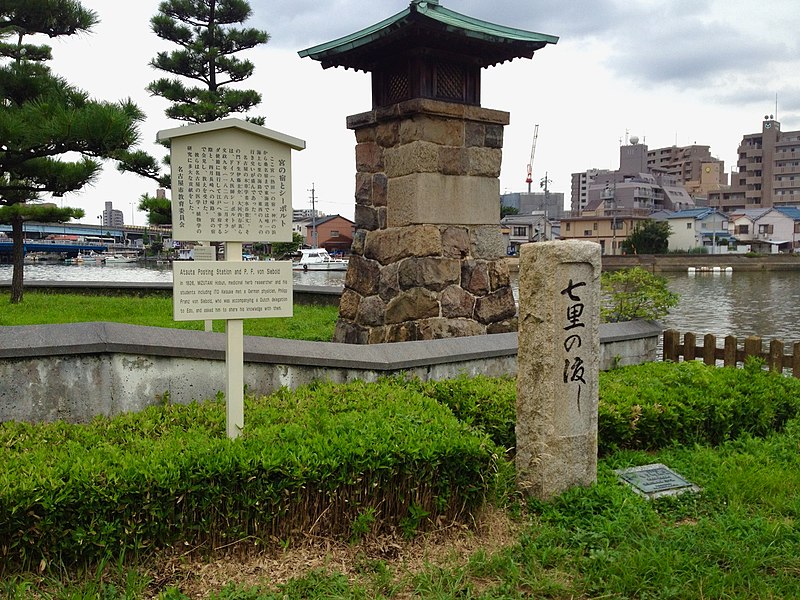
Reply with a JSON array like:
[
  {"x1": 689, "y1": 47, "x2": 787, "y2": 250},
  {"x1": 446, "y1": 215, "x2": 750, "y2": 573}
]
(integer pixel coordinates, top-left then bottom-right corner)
[{"x1": 558, "y1": 270, "x2": 593, "y2": 437}]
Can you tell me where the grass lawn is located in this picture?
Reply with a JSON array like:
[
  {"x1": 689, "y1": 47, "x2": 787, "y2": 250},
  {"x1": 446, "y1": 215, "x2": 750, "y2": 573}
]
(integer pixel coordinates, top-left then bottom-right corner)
[
  {"x1": 3, "y1": 295, "x2": 799, "y2": 598},
  {"x1": 4, "y1": 417, "x2": 798, "y2": 599},
  {"x1": 0, "y1": 291, "x2": 339, "y2": 341}
]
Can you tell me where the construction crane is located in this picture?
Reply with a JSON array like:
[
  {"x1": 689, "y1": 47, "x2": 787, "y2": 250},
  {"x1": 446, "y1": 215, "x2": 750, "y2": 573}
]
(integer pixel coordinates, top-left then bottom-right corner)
[{"x1": 525, "y1": 124, "x2": 539, "y2": 193}]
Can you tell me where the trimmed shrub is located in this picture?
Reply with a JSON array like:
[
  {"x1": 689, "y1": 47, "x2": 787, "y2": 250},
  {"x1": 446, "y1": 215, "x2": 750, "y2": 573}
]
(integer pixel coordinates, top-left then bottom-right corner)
[
  {"x1": 0, "y1": 379, "x2": 506, "y2": 571},
  {"x1": 598, "y1": 360, "x2": 800, "y2": 452}
]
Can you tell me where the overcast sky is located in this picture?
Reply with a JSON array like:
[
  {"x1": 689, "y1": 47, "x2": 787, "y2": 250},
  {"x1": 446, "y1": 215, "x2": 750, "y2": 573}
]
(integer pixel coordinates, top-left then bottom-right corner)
[{"x1": 43, "y1": 0, "x2": 800, "y2": 226}]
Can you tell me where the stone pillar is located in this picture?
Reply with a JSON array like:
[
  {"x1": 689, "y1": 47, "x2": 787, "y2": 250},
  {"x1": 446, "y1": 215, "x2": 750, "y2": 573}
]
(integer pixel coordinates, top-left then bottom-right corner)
[
  {"x1": 515, "y1": 240, "x2": 601, "y2": 499},
  {"x1": 334, "y1": 98, "x2": 517, "y2": 344}
]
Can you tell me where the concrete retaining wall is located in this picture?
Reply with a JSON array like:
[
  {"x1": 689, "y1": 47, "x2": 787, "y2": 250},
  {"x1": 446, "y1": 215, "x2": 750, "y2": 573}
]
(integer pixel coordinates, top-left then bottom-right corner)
[{"x1": 0, "y1": 320, "x2": 662, "y2": 423}]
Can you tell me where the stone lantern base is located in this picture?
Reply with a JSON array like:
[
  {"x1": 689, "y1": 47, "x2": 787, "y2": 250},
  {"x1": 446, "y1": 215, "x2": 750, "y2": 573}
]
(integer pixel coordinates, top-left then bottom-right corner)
[{"x1": 333, "y1": 99, "x2": 517, "y2": 344}]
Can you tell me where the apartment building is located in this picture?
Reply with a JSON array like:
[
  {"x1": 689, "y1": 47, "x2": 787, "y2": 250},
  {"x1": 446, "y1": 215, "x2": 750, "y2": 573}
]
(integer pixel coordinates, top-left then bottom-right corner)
[
  {"x1": 709, "y1": 116, "x2": 800, "y2": 211},
  {"x1": 647, "y1": 144, "x2": 726, "y2": 187},
  {"x1": 102, "y1": 201, "x2": 125, "y2": 227},
  {"x1": 571, "y1": 139, "x2": 701, "y2": 214},
  {"x1": 570, "y1": 168, "x2": 611, "y2": 214}
]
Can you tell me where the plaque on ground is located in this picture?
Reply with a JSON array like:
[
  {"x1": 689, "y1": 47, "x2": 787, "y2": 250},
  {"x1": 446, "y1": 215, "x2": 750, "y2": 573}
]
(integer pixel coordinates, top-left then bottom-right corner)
[
  {"x1": 173, "y1": 261, "x2": 292, "y2": 321},
  {"x1": 615, "y1": 463, "x2": 700, "y2": 499}
]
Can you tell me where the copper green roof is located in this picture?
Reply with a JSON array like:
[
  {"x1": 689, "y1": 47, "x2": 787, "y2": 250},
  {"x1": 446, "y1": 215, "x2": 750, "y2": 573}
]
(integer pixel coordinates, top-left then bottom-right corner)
[{"x1": 298, "y1": 0, "x2": 558, "y2": 71}]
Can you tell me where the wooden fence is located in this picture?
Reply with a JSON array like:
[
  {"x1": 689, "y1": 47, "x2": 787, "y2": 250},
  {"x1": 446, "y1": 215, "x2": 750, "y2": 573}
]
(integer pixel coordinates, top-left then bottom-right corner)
[{"x1": 663, "y1": 330, "x2": 800, "y2": 378}]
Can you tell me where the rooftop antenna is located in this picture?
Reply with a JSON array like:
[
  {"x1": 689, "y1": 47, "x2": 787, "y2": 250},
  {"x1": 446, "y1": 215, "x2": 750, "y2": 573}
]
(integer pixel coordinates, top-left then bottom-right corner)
[{"x1": 775, "y1": 93, "x2": 778, "y2": 120}]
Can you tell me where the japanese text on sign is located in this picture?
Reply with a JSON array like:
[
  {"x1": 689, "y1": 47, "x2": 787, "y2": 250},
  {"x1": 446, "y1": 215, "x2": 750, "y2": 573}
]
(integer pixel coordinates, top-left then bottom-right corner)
[{"x1": 170, "y1": 135, "x2": 292, "y2": 242}]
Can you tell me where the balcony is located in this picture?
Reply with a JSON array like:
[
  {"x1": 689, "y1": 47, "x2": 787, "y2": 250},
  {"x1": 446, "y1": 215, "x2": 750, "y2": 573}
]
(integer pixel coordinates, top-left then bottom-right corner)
[
  {"x1": 745, "y1": 190, "x2": 762, "y2": 201},
  {"x1": 775, "y1": 179, "x2": 800, "y2": 189}
]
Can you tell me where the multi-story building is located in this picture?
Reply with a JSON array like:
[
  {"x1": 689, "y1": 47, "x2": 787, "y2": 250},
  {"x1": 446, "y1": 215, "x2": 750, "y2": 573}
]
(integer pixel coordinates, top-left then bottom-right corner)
[
  {"x1": 572, "y1": 139, "x2": 700, "y2": 215},
  {"x1": 293, "y1": 208, "x2": 324, "y2": 221},
  {"x1": 570, "y1": 169, "x2": 611, "y2": 215},
  {"x1": 102, "y1": 201, "x2": 125, "y2": 227},
  {"x1": 646, "y1": 144, "x2": 726, "y2": 188},
  {"x1": 709, "y1": 116, "x2": 800, "y2": 211},
  {"x1": 501, "y1": 191, "x2": 565, "y2": 219}
]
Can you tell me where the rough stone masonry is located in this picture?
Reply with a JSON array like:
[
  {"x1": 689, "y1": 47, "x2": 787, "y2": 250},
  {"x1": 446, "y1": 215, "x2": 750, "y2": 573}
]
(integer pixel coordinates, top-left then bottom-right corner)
[
  {"x1": 515, "y1": 240, "x2": 601, "y2": 500},
  {"x1": 334, "y1": 99, "x2": 518, "y2": 344}
]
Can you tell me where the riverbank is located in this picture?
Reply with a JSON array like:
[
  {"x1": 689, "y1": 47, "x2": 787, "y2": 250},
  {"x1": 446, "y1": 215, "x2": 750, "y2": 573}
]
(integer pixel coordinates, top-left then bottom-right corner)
[{"x1": 504, "y1": 253, "x2": 800, "y2": 273}]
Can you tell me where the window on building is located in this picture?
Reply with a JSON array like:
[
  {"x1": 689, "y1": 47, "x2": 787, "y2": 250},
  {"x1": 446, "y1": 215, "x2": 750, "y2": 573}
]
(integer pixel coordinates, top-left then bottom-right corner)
[
  {"x1": 688, "y1": 223, "x2": 694, "y2": 229},
  {"x1": 513, "y1": 226, "x2": 527, "y2": 237},
  {"x1": 565, "y1": 223, "x2": 571, "y2": 231},
  {"x1": 330, "y1": 230, "x2": 340, "y2": 237},
  {"x1": 584, "y1": 230, "x2": 592, "y2": 236},
  {"x1": 593, "y1": 222, "x2": 598, "y2": 231},
  {"x1": 736, "y1": 225, "x2": 749, "y2": 235},
  {"x1": 758, "y1": 224, "x2": 774, "y2": 235}
]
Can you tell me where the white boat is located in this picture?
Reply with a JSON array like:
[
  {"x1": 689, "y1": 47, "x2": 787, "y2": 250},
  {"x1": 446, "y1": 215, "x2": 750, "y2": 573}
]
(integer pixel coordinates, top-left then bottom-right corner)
[
  {"x1": 103, "y1": 254, "x2": 139, "y2": 264},
  {"x1": 293, "y1": 248, "x2": 349, "y2": 271}
]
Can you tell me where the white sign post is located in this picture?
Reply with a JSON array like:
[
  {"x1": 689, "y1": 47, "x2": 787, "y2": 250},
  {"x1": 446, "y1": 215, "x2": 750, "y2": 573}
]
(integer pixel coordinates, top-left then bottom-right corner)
[{"x1": 159, "y1": 119, "x2": 305, "y2": 439}]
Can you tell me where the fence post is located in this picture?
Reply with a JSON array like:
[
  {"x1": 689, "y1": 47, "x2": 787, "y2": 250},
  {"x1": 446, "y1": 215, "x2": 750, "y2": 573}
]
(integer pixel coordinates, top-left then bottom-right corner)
[
  {"x1": 663, "y1": 330, "x2": 679, "y2": 362},
  {"x1": 794, "y1": 342, "x2": 800, "y2": 379},
  {"x1": 768, "y1": 339, "x2": 784, "y2": 373},
  {"x1": 744, "y1": 336, "x2": 763, "y2": 365},
  {"x1": 684, "y1": 332, "x2": 696, "y2": 361},
  {"x1": 723, "y1": 336, "x2": 737, "y2": 367},
  {"x1": 703, "y1": 333, "x2": 717, "y2": 366}
]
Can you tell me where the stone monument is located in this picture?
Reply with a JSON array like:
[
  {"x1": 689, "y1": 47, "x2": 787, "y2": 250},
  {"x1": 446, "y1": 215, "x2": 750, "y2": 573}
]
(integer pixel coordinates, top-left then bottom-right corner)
[
  {"x1": 515, "y1": 240, "x2": 601, "y2": 499},
  {"x1": 300, "y1": 0, "x2": 557, "y2": 343}
]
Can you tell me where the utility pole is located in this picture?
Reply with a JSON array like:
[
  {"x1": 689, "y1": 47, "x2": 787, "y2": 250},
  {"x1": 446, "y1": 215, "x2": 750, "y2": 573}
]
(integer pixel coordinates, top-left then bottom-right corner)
[
  {"x1": 540, "y1": 171, "x2": 552, "y2": 240},
  {"x1": 309, "y1": 184, "x2": 318, "y2": 248}
]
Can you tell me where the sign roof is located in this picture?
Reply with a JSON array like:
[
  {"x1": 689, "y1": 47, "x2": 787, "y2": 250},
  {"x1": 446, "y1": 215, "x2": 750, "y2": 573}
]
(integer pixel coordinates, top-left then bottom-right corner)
[{"x1": 157, "y1": 118, "x2": 306, "y2": 151}]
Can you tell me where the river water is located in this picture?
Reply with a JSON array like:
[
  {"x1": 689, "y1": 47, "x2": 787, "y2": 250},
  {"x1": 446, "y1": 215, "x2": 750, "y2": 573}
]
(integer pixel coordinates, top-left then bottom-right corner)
[{"x1": 2, "y1": 263, "x2": 799, "y2": 343}]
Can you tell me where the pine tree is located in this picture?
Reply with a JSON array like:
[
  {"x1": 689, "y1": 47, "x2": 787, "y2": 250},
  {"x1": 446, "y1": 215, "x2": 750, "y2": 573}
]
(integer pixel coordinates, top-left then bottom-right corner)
[
  {"x1": 148, "y1": 0, "x2": 269, "y2": 125},
  {"x1": 0, "y1": 0, "x2": 152, "y2": 303},
  {"x1": 131, "y1": 0, "x2": 269, "y2": 224}
]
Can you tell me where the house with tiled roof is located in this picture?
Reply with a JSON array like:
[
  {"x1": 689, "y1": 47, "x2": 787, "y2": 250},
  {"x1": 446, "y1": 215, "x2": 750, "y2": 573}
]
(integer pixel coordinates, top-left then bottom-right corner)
[
  {"x1": 740, "y1": 207, "x2": 800, "y2": 253},
  {"x1": 301, "y1": 214, "x2": 355, "y2": 255},
  {"x1": 662, "y1": 208, "x2": 730, "y2": 253}
]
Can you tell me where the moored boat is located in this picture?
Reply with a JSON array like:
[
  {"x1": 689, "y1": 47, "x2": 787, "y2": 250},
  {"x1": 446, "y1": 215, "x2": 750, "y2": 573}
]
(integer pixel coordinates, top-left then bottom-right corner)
[
  {"x1": 292, "y1": 248, "x2": 349, "y2": 271},
  {"x1": 103, "y1": 254, "x2": 140, "y2": 264}
]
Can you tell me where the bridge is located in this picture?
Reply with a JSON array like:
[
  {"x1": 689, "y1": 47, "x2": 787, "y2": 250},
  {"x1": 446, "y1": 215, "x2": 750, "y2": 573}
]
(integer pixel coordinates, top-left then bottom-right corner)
[
  {"x1": 0, "y1": 221, "x2": 171, "y2": 256},
  {"x1": 0, "y1": 240, "x2": 108, "y2": 256}
]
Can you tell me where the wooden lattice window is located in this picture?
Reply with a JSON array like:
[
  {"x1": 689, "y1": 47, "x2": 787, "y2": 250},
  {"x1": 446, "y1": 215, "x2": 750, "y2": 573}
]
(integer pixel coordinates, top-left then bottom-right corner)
[
  {"x1": 387, "y1": 71, "x2": 410, "y2": 103},
  {"x1": 435, "y1": 62, "x2": 465, "y2": 101}
]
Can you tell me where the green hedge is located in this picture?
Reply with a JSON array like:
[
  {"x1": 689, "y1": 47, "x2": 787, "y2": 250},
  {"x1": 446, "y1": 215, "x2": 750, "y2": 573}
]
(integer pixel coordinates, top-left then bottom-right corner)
[
  {"x1": 0, "y1": 379, "x2": 506, "y2": 572},
  {"x1": 416, "y1": 365, "x2": 800, "y2": 456},
  {"x1": 3, "y1": 363, "x2": 800, "y2": 573},
  {"x1": 598, "y1": 359, "x2": 800, "y2": 452}
]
